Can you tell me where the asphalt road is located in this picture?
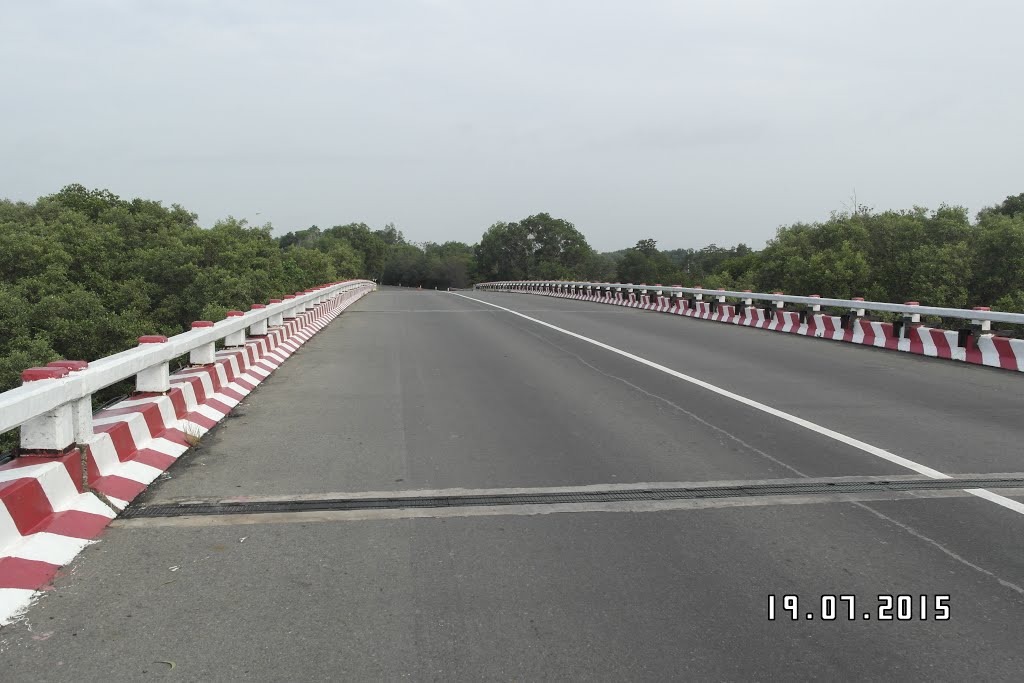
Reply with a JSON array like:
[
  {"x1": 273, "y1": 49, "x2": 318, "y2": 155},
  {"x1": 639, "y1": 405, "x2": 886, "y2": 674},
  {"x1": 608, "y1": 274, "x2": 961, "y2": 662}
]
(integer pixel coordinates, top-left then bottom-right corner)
[{"x1": 3, "y1": 287, "x2": 1024, "y2": 681}]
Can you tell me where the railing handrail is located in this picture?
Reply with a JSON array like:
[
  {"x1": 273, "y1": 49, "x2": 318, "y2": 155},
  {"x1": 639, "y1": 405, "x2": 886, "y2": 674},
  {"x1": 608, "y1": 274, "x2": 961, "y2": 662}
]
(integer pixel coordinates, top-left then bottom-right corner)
[
  {"x1": 473, "y1": 280, "x2": 1024, "y2": 325},
  {"x1": 0, "y1": 280, "x2": 374, "y2": 434}
]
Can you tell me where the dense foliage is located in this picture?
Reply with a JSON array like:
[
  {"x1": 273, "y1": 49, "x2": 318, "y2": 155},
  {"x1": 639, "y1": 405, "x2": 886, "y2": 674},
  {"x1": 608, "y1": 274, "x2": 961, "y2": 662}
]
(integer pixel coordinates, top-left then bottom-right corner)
[
  {"x1": 0, "y1": 186, "x2": 392, "y2": 396},
  {"x1": 474, "y1": 213, "x2": 611, "y2": 282},
  {"x1": 3, "y1": 185, "x2": 1024, "y2": 406},
  {"x1": 606, "y1": 195, "x2": 1024, "y2": 317}
]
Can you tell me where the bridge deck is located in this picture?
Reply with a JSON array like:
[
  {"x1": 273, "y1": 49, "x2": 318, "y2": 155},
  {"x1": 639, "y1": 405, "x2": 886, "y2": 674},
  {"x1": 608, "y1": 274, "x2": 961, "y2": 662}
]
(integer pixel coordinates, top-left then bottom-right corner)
[{"x1": 4, "y1": 288, "x2": 1024, "y2": 680}]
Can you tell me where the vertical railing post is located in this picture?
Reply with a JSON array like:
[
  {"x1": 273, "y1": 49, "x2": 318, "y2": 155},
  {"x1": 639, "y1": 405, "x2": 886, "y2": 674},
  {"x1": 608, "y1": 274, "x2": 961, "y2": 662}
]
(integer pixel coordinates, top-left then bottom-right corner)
[
  {"x1": 802, "y1": 294, "x2": 821, "y2": 324},
  {"x1": 189, "y1": 321, "x2": 216, "y2": 364},
  {"x1": 136, "y1": 336, "x2": 171, "y2": 392},
  {"x1": 960, "y1": 306, "x2": 992, "y2": 348},
  {"x1": 46, "y1": 361, "x2": 92, "y2": 444},
  {"x1": 282, "y1": 295, "x2": 298, "y2": 319},
  {"x1": 713, "y1": 289, "x2": 726, "y2": 313},
  {"x1": 841, "y1": 297, "x2": 866, "y2": 330},
  {"x1": 738, "y1": 290, "x2": 753, "y2": 317},
  {"x1": 297, "y1": 292, "x2": 311, "y2": 315},
  {"x1": 268, "y1": 299, "x2": 284, "y2": 327},
  {"x1": 670, "y1": 286, "x2": 684, "y2": 313},
  {"x1": 690, "y1": 285, "x2": 704, "y2": 311},
  {"x1": 224, "y1": 311, "x2": 246, "y2": 347},
  {"x1": 971, "y1": 307, "x2": 992, "y2": 333},
  {"x1": 899, "y1": 302, "x2": 921, "y2": 339},
  {"x1": 766, "y1": 292, "x2": 784, "y2": 320},
  {"x1": 249, "y1": 304, "x2": 269, "y2": 335},
  {"x1": 18, "y1": 367, "x2": 75, "y2": 453}
]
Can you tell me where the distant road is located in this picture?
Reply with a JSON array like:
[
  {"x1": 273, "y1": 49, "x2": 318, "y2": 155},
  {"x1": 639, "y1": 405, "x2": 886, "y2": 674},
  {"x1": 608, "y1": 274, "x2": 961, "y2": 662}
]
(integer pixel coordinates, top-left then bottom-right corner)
[{"x1": 4, "y1": 287, "x2": 1024, "y2": 681}]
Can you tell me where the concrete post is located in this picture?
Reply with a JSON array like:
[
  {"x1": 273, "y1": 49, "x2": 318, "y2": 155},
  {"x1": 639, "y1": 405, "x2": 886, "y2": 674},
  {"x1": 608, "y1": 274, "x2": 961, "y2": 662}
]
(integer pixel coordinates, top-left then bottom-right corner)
[
  {"x1": 839, "y1": 296, "x2": 866, "y2": 331},
  {"x1": 189, "y1": 321, "x2": 216, "y2": 364},
  {"x1": 250, "y1": 304, "x2": 269, "y2": 335},
  {"x1": 900, "y1": 301, "x2": 921, "y2": 339},
  {"x1": 47, "y1": 361, "x2": 92, "y2": 443},
  {"x1": 735, "y1": 290, "x2": 753, "y2": 316},
  {"x1": 798, "y1": 294, "x2": 822, "y2": 324},
  {"x1": 764, "y1": 292, "x2": 784, "y2": 320},
  {"x1": 268, "y1": 299, "x2": 284, "y2": 327},
  {"x1": 225, "y1": 311, "x2": 246, "y2": 346},
  {"x1": 904, "y1": 302, "x2": 921, "y2": 323},
  {"x1": 713, "y1": 289, "x2": 726, "y2": 313},
  {"x1": 282, "y1": 295, "x2": 298, "y2": 319},
  {"x1": 136, "y1": 336, "x2": 171, "y2": 392},
  {"x1": 971, "y1": 306, "x2": 992, "y2": 333},
  {"x1": 669, "y1": 285, "x2": 683, "y2": 312},
  {"x1": 959, "y1": 305, "x2": 993, "y2": 348},
  {"x1": 19, "y1": 367, "x2": 75, "y2": 453}
]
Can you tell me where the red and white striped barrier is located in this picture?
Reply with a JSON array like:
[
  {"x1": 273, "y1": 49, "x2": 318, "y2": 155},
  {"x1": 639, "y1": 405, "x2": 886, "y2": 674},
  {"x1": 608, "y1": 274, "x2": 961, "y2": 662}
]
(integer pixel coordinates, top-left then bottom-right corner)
[
  {"x1": 0, "y1": 454, "x2": 116, "y2": 623},
  {"x1": 0, "y1": 281, "x2": 373, "y2": 624},
  {"x1": 484, "y1": 283, "x2": 1024, "y2": 373}
]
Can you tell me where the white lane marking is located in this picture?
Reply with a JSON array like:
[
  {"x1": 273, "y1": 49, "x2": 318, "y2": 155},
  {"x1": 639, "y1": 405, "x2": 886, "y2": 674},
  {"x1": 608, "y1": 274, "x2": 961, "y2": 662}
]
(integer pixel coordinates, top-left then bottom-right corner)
[
  {"x1": 963, "y1": 488, "x2": 1024, "y2": 514},
  {"x1": 453, "y1": 292, "x2": 1024, "y2": 517},
  {"x1": 351, "y1": 309, "x2": 633, "y2": 314}
]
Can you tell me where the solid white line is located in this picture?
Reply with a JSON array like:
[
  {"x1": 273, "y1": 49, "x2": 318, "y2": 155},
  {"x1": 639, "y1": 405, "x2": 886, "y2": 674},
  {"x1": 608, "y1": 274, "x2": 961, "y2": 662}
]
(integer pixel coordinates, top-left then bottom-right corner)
[{"x1": 453, "y1": 292, "x2": 1024, "y2": 517}]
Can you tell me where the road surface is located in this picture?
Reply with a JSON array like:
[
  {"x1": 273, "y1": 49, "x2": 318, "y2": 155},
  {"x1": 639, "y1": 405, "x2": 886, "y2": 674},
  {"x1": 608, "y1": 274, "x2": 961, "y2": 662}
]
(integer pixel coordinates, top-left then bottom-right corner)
[{"x1": 3, "y1": 287, "x2": 1024, "y2": 681}]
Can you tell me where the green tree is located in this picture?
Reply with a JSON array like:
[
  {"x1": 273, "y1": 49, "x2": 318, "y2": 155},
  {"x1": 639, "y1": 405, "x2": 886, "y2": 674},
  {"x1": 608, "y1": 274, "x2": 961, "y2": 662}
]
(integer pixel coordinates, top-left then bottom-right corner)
[
  {"x1": 993, "y1": 193, "x2": 1024, "y2": 218},
  {"x1": 970, "y1": 210, "x2": 1024, "y2": 308},
  {"x1": 475, "y1": 213, "x2": 594, "y2": 281}
]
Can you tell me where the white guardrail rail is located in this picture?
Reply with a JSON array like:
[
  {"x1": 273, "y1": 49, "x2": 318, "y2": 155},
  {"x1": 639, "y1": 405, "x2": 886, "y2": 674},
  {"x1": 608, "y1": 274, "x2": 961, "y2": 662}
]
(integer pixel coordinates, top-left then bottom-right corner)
[
  {"x1": 0, "y1": 280, "x2": 374, "y2": 450},
  {"x1": 474, "y1": 281, "x2": 1024, "y2": 330}
]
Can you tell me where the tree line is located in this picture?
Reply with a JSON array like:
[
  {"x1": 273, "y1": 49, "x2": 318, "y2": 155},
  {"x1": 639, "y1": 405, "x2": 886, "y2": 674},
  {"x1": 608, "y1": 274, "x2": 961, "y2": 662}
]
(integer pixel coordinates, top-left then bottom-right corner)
[
  {"x1": 607, "y1": 196, "x2": 1024, "y2": 316},
  {"x1": 3, "y1": 184, "x2": 1024, "y2": 403}
]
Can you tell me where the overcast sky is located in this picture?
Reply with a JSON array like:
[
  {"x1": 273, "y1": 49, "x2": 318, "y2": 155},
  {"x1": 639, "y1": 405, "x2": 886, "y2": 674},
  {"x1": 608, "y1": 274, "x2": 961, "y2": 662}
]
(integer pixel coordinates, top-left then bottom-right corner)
[{"x1": 2, "y1": 0, "x2": 1021, "y2": 251}]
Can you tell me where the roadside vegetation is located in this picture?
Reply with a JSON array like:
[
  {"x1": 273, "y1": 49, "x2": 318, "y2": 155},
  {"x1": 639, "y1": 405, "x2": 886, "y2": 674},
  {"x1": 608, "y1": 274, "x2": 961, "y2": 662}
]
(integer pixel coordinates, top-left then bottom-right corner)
[{"x1": 2, "y1": 184, "x2": 1023, "y2": 402}]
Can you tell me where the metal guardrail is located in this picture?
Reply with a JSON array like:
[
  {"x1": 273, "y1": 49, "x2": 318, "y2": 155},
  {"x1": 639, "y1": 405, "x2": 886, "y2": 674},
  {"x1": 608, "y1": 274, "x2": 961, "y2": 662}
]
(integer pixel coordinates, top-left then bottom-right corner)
[
  {"x1": 0, "y1": 280, "x2": 374, "y2": 445},
  {"x1": 473, "y1": 281, "x2": 1024, "y2": 327}
]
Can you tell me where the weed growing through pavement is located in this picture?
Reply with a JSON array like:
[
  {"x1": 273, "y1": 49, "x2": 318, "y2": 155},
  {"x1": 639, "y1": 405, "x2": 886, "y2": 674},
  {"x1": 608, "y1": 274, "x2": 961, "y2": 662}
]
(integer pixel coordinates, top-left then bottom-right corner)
[{"x1": 182, "y1": 423, "x2": 203, "y2": 448}]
